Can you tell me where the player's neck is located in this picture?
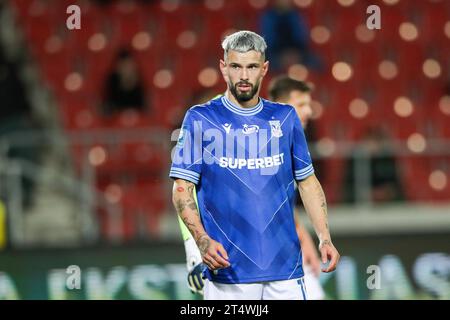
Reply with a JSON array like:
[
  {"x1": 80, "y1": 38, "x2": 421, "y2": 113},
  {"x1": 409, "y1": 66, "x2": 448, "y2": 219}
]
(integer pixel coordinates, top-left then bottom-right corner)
[{"x1": 225, "y1": 91, "x2": 260, "y2": 109}]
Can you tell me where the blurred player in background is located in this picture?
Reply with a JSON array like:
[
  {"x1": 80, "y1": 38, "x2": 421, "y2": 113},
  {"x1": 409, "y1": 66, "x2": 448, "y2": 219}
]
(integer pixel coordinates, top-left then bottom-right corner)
[
  {"x1": 170, "y1": 31, "x2": 339, "y2": 300},
  {"x1": 178, "y1": 77, "x2": 326, "y2": 299},
  {"x1": 268, "y1": 76, "x2": 325, "y2": 300}
]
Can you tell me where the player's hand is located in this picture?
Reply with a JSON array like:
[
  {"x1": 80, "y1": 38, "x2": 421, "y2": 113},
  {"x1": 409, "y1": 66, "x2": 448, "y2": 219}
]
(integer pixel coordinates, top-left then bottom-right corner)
[
  {"x1": 197, "y1": 235, "x2": 230, "y2": 271},
  {"x1": 319, "y1": 239, "x2": 340, "y2": 273},
  {"x1": 187, "y1": 262, "x2": 206, "y2": 295}
]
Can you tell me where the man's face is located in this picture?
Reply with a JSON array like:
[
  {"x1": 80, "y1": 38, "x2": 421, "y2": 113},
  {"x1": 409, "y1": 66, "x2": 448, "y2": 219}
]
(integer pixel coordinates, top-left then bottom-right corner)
[
  {"x1": 286, "y1": 90, "x2": 313, "y2": 128},
  {"x1": 220, "y1": 50, "x2": 269, "y2": 103}
]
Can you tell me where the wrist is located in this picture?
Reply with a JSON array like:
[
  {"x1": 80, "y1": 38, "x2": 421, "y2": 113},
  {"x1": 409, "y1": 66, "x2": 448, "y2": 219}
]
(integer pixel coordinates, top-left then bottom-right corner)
[
  {"x1": 195, "y1": 233, "x2": 209, "y2": 243},
  {"x1": 196, "y1": 234, "x2": 211, "y2": 257},
  {"x1": 319, "y1": 238, "x2": 332, "y2": 247}
]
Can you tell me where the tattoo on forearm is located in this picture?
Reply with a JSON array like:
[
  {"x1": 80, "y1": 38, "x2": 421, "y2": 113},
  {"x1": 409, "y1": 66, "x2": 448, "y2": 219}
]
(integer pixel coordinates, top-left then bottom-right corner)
[
  {"x1": 187, "y1": 184, "x2": 194, "y2": 196},
  {"x1": 174, "y1": 183, "x2": 198, "y2": 214},
  {"x1": 186, "y1": 184, "x2": 198, "y2": 212},
  {"x1": 175, "y1": 199, "x2": 186, "y2": 214},
  {"x1": 187, "y1": 200, "x2": 197, "y2": 211},
  {"x1": 175, "y1": 199, "x2": 196, "y2": 214},
  {"x1": 175, "y1": 198, "x2": 197, "y2": 212},
  {"x1": 182, "y1": 216, "x2": 203, "y2": 240},
  {"x1": 175, "y1": 199, "x2": 198, "y2": 215},
  {"x1": 197, "y1": 235, "x2": 210, "y2": 256},
  {"x1": 174, "y1": 182, "x2": 205, "y2": 244},
  {"x1": 315, "y1": 182, "x2": 329, "y2": 230},
  {"x1": 320, "y1": 239, "x2": 331, "y2": 250},
  {"x1": 182, "y1": 216, "x2": 196, "y2": 232}
]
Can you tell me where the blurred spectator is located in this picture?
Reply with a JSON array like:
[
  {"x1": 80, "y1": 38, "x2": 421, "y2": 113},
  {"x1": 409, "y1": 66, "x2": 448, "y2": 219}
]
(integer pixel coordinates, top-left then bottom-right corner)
[
  {"x1": 260, "y1": 0, "x2": 321, "y2": 72},
  {"x1": 342, "y1": 127, "x2": 404, "y2": 203},
  {"x1": 102, "y1": 48, "x2": 148, "y2": 116},
  {"x1": 0, "y1": 44, "x2": 41, "y2": 209}
]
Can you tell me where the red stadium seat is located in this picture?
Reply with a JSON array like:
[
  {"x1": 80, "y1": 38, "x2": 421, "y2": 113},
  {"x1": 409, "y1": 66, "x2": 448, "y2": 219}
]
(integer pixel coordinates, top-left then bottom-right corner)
[
  {"x1": 11, "y1": 0, "x2": 449, "y2": 233},
  {"x1": 104, "y1": 181, "x2": 167, "y2": 240}
]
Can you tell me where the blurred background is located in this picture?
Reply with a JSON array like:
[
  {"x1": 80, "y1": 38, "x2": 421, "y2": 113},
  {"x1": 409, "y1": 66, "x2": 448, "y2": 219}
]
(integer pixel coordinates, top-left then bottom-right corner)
[{"x1": 0, "y1": 0, "x2": 449, "y2": 299}]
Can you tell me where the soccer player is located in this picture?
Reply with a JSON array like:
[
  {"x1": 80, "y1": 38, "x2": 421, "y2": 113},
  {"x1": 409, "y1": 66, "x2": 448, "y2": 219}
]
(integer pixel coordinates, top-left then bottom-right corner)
[
  {"x1": 268, "y1": 76, "x2": 325, "y2": 300},
  {"x1": 180, "y1": 78, "x2": 326, "y2": 299},
  {"x1": 170, "y1": 31, "x2": 339, "y2": 300}
]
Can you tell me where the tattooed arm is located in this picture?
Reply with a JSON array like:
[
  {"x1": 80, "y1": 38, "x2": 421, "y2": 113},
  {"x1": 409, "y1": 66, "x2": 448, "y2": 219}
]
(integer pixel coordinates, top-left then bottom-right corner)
[
  {"x1": 172, "y1": 179, "x2": 230, "y2": 270},
  {"x1": 298, "y1": 174, "x2": 340, "y2": 273}
]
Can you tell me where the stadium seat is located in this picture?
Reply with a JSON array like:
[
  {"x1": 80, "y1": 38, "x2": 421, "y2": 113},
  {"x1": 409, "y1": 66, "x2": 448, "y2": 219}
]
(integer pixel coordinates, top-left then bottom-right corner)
[{"x1": 12, "y1": 0, "x2": 449, "y2": 241}]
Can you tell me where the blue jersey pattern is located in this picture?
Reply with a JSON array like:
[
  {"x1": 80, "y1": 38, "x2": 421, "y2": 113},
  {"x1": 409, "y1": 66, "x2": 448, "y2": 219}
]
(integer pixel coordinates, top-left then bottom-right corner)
[{"x1": 170, "y1": 95, "x2": 314, "y2": 284}]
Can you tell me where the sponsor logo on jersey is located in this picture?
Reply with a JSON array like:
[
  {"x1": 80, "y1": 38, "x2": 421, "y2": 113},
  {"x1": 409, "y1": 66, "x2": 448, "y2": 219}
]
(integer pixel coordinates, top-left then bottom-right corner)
[
  {"x1": 219, "y1": 153, "x2": 284, "y2": 170},
  {"x1": 222, "y1": 123, "x2": 232, "y2": 134},
  {"x1": 242, "y1": 124, "x2": 259, "y2": 135}
]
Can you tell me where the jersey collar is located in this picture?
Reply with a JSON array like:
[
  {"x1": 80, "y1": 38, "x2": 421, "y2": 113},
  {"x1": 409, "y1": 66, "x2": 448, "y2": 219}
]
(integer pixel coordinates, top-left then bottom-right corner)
[{"x1": 221, "y1": 95, "x2": 263, "y2": 116}]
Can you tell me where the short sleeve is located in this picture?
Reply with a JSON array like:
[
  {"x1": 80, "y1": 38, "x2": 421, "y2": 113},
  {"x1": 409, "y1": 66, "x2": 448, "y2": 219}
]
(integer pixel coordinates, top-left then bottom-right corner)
[
  {"x1": 169, "y1": 110, "x2": 203, "y2": 184},
  {"x1": 292, "y1": 113, "x2": 314, "y2": 181}
]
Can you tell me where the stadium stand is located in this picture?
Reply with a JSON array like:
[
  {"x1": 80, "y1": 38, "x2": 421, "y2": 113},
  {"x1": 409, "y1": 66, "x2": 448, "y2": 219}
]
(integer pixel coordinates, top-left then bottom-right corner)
[{"x1": 8, "y1": 0, "x2": 449, "y2": 240}]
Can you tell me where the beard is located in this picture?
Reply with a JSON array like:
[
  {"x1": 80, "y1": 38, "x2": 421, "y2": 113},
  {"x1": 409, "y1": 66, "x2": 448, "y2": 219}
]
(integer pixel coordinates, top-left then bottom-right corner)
[{"x1": 228, "y1": 79, "x2": 260, "y2": 103}]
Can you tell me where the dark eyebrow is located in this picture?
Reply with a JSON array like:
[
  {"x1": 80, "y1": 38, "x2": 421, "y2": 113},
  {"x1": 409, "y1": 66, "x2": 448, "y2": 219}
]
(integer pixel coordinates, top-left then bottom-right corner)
[{"x1": 228, "y1": 62, "x2": 260, "y2": 68}]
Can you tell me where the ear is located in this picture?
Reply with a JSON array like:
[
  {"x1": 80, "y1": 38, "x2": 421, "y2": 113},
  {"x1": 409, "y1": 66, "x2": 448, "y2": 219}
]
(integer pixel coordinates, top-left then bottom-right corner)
[
  {"x1": 262, "y1": 60, "x2": 269, "y2": 77},
  {"x1": 220, "y1": 59, "x2": 228, "y2": 81}
]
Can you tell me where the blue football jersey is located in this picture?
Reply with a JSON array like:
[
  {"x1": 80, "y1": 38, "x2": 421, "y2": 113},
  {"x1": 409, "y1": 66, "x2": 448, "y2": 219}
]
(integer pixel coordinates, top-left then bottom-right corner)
[{"x1": 169, "y1": 95, "x2": 314, "y2": 284}]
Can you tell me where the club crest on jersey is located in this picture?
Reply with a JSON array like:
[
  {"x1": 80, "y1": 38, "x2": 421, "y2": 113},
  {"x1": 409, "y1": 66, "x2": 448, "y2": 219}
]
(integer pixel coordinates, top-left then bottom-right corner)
[
  {"x1": 242, "y1": 124, "x2": 259, "y2": 135},
  {"x1": 269, "y1": 120, "x2": 283, "y2": 138}
]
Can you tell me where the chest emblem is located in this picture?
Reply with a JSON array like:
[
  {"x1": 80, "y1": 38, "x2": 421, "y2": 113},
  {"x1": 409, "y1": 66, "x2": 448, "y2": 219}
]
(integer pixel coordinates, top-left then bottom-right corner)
[{"x1": 269, "y1": 120, "x2": 283, "y2": 138}]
